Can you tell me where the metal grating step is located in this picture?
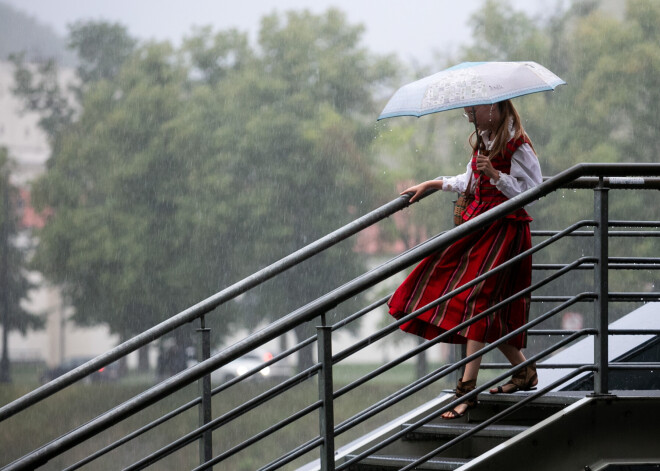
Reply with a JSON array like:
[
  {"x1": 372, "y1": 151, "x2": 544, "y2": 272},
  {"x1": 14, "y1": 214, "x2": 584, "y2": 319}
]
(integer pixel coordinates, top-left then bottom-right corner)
[
  {"x1": 459, "y1": 392, "x2": 578, "y2": 424},
  {"x1": 345, "y1": 454, "x2": 470, "y2": 470},
  {"x1": 403, "y1": 421, "x2": 528, "y2": 440},
  {"x1": 335, "y1": 393, "x2": 585, "y2": 471}
]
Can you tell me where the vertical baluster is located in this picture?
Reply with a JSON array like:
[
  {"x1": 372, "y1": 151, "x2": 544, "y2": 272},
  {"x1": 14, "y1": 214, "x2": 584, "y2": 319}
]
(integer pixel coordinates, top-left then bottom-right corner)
[
  {"x1": 593, "y1": 178, "x2": 609, "y2": 395},
  {"x1": 317, "y1": 314, "x2": 335, "y2": 471},
  {"x1": 197, "y1": 315, "x2": 213, "y2": 468}
]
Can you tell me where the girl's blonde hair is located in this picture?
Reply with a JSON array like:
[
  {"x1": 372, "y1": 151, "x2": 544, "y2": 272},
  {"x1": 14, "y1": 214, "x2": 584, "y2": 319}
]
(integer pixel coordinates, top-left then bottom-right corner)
[{"x1": 468, "y1": 100, "x2": 535, "y2": 157}]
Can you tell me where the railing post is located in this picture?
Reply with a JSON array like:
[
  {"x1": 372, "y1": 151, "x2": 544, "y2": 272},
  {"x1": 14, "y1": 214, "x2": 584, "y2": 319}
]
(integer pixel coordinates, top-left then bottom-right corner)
[
  {"x1": 593, "y1": 178, "x2": 610, "y2": 395},
  {"x1": 317, "y1": 314, "x2": 335, "y2": 471},
  {"x1": 197, "y1": 315, "x2": 213, "y2": 469}
]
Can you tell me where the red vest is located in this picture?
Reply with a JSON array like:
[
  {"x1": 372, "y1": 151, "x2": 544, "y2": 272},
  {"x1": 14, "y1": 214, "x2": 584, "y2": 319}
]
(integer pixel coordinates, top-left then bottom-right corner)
[{"x1": 462, "y1": 135, "x2": 532, "y2": 223}]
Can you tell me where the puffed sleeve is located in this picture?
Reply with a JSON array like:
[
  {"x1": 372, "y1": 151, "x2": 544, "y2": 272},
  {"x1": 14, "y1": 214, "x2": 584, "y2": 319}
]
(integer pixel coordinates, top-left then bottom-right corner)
[
  {"x1": 491, "y1": 144, "x2": 542, "y2": 202},
  {"x1": 439, "y1": 160, "x2": 475, "y2": 194}
]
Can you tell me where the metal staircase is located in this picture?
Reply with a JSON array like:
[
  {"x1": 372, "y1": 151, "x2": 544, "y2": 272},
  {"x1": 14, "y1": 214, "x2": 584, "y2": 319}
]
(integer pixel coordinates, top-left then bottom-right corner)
[
  {"x1": 342, "y1": 392, "x2": 580, "y2": 470},
  {"x1": 1, "y1": 163, "x2": 659, "y2": 471}
]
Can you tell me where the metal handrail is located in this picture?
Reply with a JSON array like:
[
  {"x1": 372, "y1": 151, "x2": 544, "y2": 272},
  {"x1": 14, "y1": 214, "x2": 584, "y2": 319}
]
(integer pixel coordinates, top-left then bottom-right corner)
[
  {"x1": 1, "y1": 163, "x2": 659, "y2": 471},
  {"x1": 0, "y1": 196, "x2": 414, "y2": 422},
  {"x1": 59, "y1": 334, "x2": 318, "y2": 471},
  {"x1": 558, "y1": 176, "x2": 660, "y2": 189}
]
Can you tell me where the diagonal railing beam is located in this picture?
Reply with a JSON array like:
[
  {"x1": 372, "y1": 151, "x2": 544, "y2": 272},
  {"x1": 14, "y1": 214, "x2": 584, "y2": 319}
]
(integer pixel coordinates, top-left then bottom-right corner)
[{"x1": 0, "y1": 196, "x2": 416, "y2": 423}]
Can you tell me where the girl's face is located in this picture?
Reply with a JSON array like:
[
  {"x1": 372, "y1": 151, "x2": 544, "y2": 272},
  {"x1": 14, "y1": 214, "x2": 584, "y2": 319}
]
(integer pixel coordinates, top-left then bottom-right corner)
[{"x1": 463, "y1": 104, "x2": 502, "y2": 132}]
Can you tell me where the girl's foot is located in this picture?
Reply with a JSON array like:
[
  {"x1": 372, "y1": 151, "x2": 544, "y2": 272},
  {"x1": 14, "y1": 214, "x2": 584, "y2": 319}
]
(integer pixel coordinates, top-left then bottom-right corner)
[
  {"x1": 489, "y1": 363, "x2": 537, "y2": 394},
  {"x1": 442, "y1": 378, "x2": 477, "y2": 419}
]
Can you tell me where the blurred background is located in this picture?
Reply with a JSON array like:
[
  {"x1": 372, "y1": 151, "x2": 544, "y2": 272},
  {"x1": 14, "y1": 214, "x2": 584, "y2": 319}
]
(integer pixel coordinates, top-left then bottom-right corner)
[
  {"x1": 0, "y1": 0, "x2": 656, "y2": 420},
  {"x1": 2, "y1": 1, "x2": 659, "y2": 469}
]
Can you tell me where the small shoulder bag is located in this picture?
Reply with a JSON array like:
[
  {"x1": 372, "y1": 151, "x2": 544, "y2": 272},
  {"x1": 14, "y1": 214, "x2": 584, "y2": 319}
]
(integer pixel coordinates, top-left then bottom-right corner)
[
  {"x1": 453, "y1": 172, "x2": 474, "y2": 226},
  {"x1": 453, "y1": 132, "x2": 488, "y2": 226}
]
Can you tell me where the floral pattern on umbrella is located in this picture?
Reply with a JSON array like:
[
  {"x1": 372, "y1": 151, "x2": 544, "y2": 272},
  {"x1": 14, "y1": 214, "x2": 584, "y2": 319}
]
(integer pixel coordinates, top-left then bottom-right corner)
[{"x1": 379, "y1": 61, "x2": 566, "y2": 120}]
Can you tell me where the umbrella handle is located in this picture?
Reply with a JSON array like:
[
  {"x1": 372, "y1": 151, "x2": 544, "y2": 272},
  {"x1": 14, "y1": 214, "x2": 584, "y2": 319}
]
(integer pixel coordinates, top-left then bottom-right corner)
[
  {"x1": 471, "y1": 106, "x2": 485, "y2": 176},
  {"x1": 471, "y1": 106, "x2": 486, "y2": 154}
]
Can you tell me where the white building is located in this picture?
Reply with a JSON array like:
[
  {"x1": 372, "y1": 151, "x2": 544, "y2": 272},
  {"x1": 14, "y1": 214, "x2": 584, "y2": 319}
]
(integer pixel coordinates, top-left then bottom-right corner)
[{"x1": 0, "y1": 61, "x2": 119, "y2": 367}]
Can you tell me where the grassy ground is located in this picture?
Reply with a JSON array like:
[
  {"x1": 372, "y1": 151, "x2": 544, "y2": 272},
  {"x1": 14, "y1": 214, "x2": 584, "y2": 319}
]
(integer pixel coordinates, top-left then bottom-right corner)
[{"x1": 0, "y1": 362, "x2": 458, "y2": 471}]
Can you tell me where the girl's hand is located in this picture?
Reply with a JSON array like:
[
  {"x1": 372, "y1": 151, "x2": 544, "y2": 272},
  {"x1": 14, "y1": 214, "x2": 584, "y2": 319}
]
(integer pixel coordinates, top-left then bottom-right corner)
[
  {"x1": 476, "y1": 154, "x2": 499, "y2": 181},
  {"x1": 400, "y1": 180, "x2": 443, "y2": 203}
]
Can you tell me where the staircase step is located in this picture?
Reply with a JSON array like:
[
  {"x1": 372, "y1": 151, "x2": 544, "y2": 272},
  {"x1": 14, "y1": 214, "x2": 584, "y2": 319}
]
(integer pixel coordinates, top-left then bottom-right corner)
[
  {"x1": 345, "y1": 454, "x2": 470, "y2": 470},
  {"x1": 342, "y1": 393, "x2": 582, "y2": 471},
  {"x1": 403, "y1": 422, "x2": 528, "y2": 440},
  {"x1": 439, "y1": 390, "x2": 583, "y2": 406},
  {"x1": 457, "y1": 392, "x2": 577, "y2": 424},
  {"x1": 474, "y1": 391, "x2": 584, "y2": 405}
]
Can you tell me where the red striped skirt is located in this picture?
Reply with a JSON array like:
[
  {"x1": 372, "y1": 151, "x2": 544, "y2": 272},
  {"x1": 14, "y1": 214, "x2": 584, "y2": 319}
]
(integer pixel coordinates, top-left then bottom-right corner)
[{"x1": 388, "y1": 219, "x2": 531, "y2": 349}]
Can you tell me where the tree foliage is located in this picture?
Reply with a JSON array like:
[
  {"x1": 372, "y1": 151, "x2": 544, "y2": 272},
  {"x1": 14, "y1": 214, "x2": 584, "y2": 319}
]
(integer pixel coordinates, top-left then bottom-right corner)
[
  {"x1": 8, "y1": 55, "x2": 75, "y2": 140},
  {"x1": 68, "y1": 21, "x2": 137, "y2": 89},
  {"x1": 461, "y1": 0, "x2": 660, "y2": 171},
  {"x1": 23, "y1": 11, "x2": 396, "y2": 366},
  {"x1": 31, "y1": 42, "x2": 192, "y2": 339},
  {"x1": 9, "y1": 21, "x2": 137, "y2": 141}
]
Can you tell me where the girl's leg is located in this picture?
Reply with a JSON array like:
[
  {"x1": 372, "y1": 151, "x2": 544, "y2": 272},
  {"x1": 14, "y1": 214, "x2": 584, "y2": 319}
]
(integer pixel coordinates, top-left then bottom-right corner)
[
  {"x1": 462, "y1": 339, "x2": 485, "y2": 381},
  {"x1": 441, "y1": 339, "x2": 484, "y2": 419},
  {"x1": 496, "y1": 342, "x2": 526, "y2": 366}
]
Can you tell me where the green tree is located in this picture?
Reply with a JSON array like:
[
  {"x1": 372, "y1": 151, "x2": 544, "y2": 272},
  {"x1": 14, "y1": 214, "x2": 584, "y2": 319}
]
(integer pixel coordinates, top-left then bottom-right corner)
[
  {"x1": 26, "y1": 10, "x2": 396, "y2": 371},
  {"x1": 68, "y1": 20, "x2": 137, "y2": 90},
  {"x1": 8, "y1": 54, "x2": 75, "y2": 140},
  {"x1": 9, "y1": 21, "x2": 137, "y2": 140},
  {"x1": 174, "y1": 9, "x2": 397, "y2": 368},
  {"x1": 0, "y1": 149, "x2": 43, "y2": 383},
  {"x1": 30, "y1": 42, "x2": 197, "y2": 369}
]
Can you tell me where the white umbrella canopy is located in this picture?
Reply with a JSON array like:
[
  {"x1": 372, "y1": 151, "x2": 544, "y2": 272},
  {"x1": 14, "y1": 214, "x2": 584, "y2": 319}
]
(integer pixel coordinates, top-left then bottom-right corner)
[{"x1": 378, "y1": 61, "x2": 566, "y2": 120}]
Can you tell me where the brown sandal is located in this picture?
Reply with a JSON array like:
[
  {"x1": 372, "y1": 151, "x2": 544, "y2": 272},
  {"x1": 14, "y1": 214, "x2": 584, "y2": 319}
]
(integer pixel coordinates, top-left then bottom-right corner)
[
  {"x1": 442, "y1": 378, "x2": 478, "y2": 419},
  {"x1": 489, "y1": 363, "x2": 538, "y2": 394}
]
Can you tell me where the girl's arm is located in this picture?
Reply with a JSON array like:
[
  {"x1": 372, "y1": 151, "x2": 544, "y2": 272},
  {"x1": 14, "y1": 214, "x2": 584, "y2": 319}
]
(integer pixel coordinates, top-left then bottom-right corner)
[
  {"x1": 488, "y1": 144, "x2": 542, "y2": 200},
  {"x1": 438, "y1": 160, "x2": 473, "y2": 194},
  {"x1": 400, "y1": 179, "x2": 443, "y2": 203},
  {"x1": 401, "y1": 160, "x2": 474, "y2": 203}
]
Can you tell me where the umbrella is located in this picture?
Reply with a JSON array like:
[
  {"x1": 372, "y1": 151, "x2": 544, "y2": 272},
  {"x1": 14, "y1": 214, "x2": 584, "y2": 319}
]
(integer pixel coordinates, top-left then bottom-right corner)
[{"x1": 378, "y1": 61, "x2": 565, "y2": 121}]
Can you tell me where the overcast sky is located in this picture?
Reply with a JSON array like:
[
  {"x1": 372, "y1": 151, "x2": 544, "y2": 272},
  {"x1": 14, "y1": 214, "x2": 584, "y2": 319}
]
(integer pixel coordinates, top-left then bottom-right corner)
[{"x1": 5, "y1": 0, "x2": 554, "y2": 64}]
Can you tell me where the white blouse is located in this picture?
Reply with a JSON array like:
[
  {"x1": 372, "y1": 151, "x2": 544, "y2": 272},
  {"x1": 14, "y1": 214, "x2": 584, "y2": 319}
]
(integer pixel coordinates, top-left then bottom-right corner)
[{"x1": 440, "y1": 127, "x2": 542, "y2": 202}]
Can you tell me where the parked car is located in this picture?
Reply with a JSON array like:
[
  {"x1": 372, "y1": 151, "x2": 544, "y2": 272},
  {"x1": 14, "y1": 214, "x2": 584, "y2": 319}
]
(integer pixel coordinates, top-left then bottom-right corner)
[
  {"x1": 210, "y1": 349, "x2": 293, "y2": 384},
  {"x1": 40, "y1": 357, "x2": 122, "y2": 384}
]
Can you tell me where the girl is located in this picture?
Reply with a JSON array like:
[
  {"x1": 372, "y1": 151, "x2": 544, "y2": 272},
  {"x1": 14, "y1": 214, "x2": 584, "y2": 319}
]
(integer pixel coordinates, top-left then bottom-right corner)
[{"x1": 388, "y1": 100, "x2": 542, "y2": 419}]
